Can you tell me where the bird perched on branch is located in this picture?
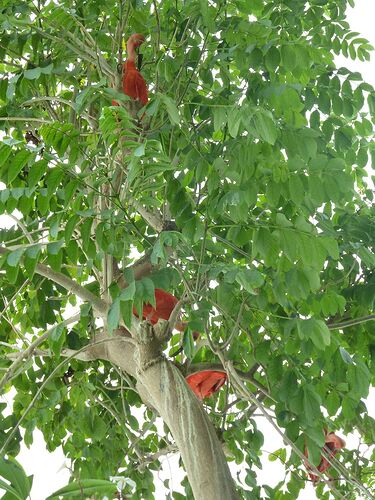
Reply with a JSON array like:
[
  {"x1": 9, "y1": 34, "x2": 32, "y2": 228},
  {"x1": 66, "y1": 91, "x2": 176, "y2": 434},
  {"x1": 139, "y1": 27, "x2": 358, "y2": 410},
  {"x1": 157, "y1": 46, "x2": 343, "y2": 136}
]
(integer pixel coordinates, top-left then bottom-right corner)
[
  {"x1": 133, "y1": 288, "x2": 199, "y2": 339},
  {"x1": 112, "y1": 33, "x2": 148, "y2": 111},
  {"x1": 185, "y1": 370, "x2": 227, "y2": 399},
  {"x1": 122, "y1": 33, "x2": 148, "y2": 106},
  {"x1": 305, "y1": 430, "x2": 345, "y2": 482}
]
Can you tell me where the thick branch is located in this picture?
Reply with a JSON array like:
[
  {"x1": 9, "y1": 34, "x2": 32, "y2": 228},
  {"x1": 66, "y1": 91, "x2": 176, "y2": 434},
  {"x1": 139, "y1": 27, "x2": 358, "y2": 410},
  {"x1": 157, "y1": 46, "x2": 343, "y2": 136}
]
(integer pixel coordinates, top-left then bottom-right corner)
[
  {"x1": 37, "y1": 263, "x2": 108, "y2": 317},
  {"x1": 113, "y1": 251, "x2": 154, "y2": 288},
  {"x1": 3, "y1": 319, "x2": 239, "y2": 498},
  {"x1": 131, "y1": 199, "x2": 164, "y2": 232}
]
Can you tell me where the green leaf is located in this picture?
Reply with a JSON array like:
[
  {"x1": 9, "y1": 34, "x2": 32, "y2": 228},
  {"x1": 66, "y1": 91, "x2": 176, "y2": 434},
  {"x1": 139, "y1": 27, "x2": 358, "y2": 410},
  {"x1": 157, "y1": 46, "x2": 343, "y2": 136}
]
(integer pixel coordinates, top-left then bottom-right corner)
[
  {"x1": 65, "y1": 215, "x2": 79, "y2": 243},
  {"x1": 28, "y1": 159, "x2": 48, "y2": 186},
  {"x1": 24, "y1": 67, "x2": 42, "y2": 79},
  {"x1": 265, "y1": 46, "x2": 281, "y2": 72},
  {"x1": 134, "y1": 142, "x2": 145, "y2": 157},
  {"x1": 0, "y1": 143, "x2": 12, "y2": 168},
  {"x1": 0, "y1": 478, "x2": 23, "y2": 500},
  {"x1": 120, "y1": 281, "x2": 136, "y2": 302},
  {"x1": 276, "y1": 213, "x2": 293, "y2": 228},
  {"x1": 227, "y1": 107, "x2": 242, "y2": 138},
  {"x1": 213, "y1": 106, "x2": 227, "y2": 132},
  {"x1": 161, "y1": 95, "x2": 180, "y2": 125},
  {"x1": 304, "y1": 426, "x2": 325, "y2": 447},
  {"x1": 7, "y1": 247, "x2": 25, "y2": 267},
  {"x1": 339, "y1": 347, "x2": 354, "y2": 365},
  {"x1": 320, "y1": 237, "x2": 339, "y2": 260},
  {"x1": 311, "y1": 320, "x2": 330, "y2": 348},
  {"x1": 26, "y1": 243, "x2": 42, "y2": 260},
  {"x1": 236, "y1": 269, "x2": 264, "y2": 294},
  {"x1": 251, "y1": 111, "x2": 277, "y2": 145},
  {"x1": 297, "y1": 318, "x2": 330, "y2": 348},
  {"x1": 23, "y1": 254, "x2": 38, "y2": 278},
  {"x1": 183, "y1": 328, "x2": 195, "y2": 360},
  {"x1": 289, "y1": 175, "x2": 305, "y2": 205},
  {"x1": 347, "y1": 361, "x2": 370, "y2": 399},
  {"x1": 120, "y1": 299, "x2": 133, "y2": 327},
  {"x1": 302, "y1": 385, "x2": 321, "y2": 424},
  {"x1": 139, "y1": 278, "x2": 155, "y2": 305},
  {"x1": 80, "y1": 218, "x2": 93, "y2": 253},
  {"x1": 305, "y1": 437, "x2": 322, "y2": 468},
  {"x1": 8, "y1": 150, "x2": 30, "y2": 183},
  {"x1": 48, "y1": 323, "x2": 66, "y2": 358},
  {"x1": 268, "y1": 448, "x2": 287, "y2": 463},
  {"x1": 281, "y1": 45, "x2": 297, "y2": 71},
  {"x1": 46, "y1": 167, "x2": 64, "y2": 197},
  {"x1": 326, "y1": 391, "x2": 340, "y2": 416},
  {"x1": 46, "y1": 479, "x2": 117, "y2": 499},
  {"x1": 0, "y1": 457, "x2": 31, "y2": 499},
  {"x1": 40, "y1": 64, "x2": 53, "y2": 75},
  {"x1": 47, "y1": 240, "x2": 64, "y2": 255}
]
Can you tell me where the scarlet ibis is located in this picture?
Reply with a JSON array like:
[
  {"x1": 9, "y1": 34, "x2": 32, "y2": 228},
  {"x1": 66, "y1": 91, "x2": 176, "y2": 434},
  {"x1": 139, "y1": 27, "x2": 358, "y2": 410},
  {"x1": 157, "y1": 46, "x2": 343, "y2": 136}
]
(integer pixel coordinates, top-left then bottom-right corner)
[
  {"x1": 133, "y1": 288, "x2": 199, "y2": 339},
  {"x1": 305, "y1": 431, "x2": 345, "y2": 482},
  {"x1": 123, "y1": 33, "x2": 148, "y2": 106},
  {"x1": 185, "y1": 370, "x2": 227, "y2": 399},
  {"x1": 112, "y1": 33, "x2": 148, "y2": 107}
]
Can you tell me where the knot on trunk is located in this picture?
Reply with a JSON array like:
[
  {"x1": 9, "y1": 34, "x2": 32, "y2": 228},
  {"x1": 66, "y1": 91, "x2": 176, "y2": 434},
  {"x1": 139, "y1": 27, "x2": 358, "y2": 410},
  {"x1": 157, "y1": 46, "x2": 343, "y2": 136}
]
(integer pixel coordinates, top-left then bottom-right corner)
[{"x1": 135, "y1": 320, "x2": 171, "y2": 374}]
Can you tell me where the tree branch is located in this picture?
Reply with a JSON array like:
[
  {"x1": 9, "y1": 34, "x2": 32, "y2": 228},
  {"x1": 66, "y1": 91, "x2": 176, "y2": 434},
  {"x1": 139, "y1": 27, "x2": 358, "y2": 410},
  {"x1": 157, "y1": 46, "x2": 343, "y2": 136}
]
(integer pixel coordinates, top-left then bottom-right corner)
[
  {"x1": 328, "y1": 314, "x2": 375, "y2": 330},
  {"x1": 130, "y1": 199, "x2": 164, "y2": 232}
]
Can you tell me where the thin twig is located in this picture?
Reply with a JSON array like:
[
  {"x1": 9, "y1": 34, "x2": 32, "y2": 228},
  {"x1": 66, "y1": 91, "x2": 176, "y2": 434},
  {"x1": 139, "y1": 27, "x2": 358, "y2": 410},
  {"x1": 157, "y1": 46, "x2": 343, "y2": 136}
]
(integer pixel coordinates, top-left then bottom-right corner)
[
  {"x1": 152, "y1": 0, "x2": 161, "y2": 92},
  {"x1": 221, "y1": 299, "x2": 245, "y2": 350},
  {"x1": 328, "y1": 314, "x2": 375, "y2": 330},
  {"x1": 7, "y1": 214, "x2": 34, "y2": 244}
]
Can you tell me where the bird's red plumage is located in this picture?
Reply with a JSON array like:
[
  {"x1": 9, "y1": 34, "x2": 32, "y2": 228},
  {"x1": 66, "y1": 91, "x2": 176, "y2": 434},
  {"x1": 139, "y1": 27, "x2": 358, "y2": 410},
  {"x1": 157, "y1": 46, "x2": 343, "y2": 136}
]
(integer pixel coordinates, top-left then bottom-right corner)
[
  {"x1": 185, "y1": 370, "x2": 227, "y2": 399},
  {"x1": 133, "y1": 288, "x2": 199, "y2": 340},
  {"x1": 133, "y1": 289, "x2": 178, "y2": 324},
  {"x1": 304, "y1": 431, "x2": 345, "y2": 482},
  {"x1": 123, "y1": 60, "x2": 148, "y2": 106},
  {"x1": 112, "y1": 33, "x2": 148, "y2": 107}
]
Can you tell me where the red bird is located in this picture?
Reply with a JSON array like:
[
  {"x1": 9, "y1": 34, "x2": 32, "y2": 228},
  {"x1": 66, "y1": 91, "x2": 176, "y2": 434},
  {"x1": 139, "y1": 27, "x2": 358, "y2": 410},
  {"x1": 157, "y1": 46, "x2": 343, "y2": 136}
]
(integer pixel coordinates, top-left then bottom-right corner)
[
  {"x1": 305, "y1": 431, "x2": 345, "y2": 483},
  {"x1": 133, "y1": 288, "x2": 198, "y2": 338},
  {"x1": 185, "y1": 370, "x2": 227, "y2": 400},
  {"x1": 123, "y1": 33, "x2": 148, "y2": 106},
  {"x1": 112, "y1": 33, "x2": 148, "y2": 107}
]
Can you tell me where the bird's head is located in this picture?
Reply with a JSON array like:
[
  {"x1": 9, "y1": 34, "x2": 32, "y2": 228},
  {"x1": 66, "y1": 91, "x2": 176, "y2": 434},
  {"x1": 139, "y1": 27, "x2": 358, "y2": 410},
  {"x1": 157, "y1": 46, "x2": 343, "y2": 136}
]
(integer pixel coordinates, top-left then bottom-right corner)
[{"x1": 128, "y1": 33, "x2": 145, "y2": 48}]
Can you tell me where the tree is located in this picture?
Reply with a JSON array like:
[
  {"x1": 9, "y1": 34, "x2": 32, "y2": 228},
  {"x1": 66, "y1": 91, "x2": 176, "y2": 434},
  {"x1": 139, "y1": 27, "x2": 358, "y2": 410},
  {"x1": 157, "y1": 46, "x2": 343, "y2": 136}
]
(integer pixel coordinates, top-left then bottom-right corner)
[{"x1": 0, "y1": 0, "x2": 374, "y2": 498}]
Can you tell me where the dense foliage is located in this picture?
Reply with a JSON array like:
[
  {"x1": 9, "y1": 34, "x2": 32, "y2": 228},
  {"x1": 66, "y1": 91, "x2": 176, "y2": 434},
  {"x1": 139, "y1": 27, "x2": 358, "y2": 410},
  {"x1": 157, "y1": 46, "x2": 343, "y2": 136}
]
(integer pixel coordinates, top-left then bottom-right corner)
[{"x1": 0, "y1": 0, "x2": 374, "y2": 498}]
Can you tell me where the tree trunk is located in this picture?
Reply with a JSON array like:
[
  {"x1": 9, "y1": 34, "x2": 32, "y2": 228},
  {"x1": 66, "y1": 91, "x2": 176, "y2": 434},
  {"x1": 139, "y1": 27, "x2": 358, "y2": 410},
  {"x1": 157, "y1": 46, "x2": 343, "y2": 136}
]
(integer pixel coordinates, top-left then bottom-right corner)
[{"x1": 91, "y1": 332, "x2": 239, "y2": 499}]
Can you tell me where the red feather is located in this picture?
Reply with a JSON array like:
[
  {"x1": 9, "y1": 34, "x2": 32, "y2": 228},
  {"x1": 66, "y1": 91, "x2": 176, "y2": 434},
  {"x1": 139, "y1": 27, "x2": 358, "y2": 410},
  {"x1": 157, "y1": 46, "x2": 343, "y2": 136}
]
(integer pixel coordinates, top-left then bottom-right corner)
[
  {"x1": 112, "y1": 33, "x2": 148, "y2": 107},
  {"x1": 123, "y1": 60, "x2": 148, "y2": 106},
  {"x1": 304, "y1": 431, "x2": 345, "y2": 482},
  {"x1": 133, "y1": 289, "x2": 178, "y2": 325},
  {"x1": 132, "y1": 288, "x2": 199, "y2": 339},
  {"x1": 185, "y1": 370, "x2": 227, "y2": 399}
]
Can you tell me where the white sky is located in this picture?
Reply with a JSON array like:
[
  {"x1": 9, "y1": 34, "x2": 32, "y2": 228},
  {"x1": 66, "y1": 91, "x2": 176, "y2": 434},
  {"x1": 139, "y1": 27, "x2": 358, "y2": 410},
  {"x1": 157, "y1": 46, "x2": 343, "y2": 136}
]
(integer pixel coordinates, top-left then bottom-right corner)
[{"x1": 1, "y1": 1, "x2": 374, "y2": 498}]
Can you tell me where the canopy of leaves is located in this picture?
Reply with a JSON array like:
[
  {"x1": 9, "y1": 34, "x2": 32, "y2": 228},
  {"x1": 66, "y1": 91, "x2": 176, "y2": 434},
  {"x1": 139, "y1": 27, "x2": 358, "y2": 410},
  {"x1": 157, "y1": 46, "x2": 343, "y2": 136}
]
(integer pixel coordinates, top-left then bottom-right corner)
[{"x1": 0, "y1": 0, "x2": 374, "y2": 498}]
